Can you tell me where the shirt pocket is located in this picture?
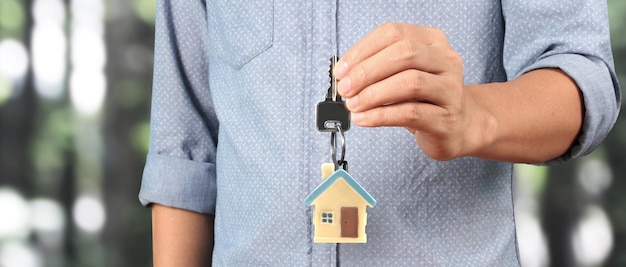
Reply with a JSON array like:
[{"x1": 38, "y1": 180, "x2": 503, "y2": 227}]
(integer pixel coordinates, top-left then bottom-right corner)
[{"x1": 207, "y1": 0, "x2": 274, "y2": 69}]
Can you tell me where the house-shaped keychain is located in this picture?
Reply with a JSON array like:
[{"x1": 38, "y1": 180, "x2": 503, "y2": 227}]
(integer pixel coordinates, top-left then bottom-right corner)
[{"x1": 304, "y1": 163, "x2": 377, "y2": 243}]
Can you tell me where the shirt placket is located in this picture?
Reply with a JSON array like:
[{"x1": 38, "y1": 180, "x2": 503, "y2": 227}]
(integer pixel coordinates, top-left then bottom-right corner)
[{"x1": 308, "y1": 0, "x2": 341, "y2": 266}]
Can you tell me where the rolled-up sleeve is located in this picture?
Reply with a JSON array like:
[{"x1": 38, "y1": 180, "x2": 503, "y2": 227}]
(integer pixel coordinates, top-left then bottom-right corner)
[
  {"x1": 501, "y1": 0, "x2": 621, "y2": 164},
  {"x1": 139, "y1": 0, "x2": 218, "y2": 214}
]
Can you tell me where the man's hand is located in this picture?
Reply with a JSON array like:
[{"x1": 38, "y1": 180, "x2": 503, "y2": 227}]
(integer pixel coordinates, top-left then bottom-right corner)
[
  {"x1": 335, "y1": 22, "x2": 583, "y2": 163},
  {"x1": 334, "y1": 23, "x2": 496, "y2": 161}
]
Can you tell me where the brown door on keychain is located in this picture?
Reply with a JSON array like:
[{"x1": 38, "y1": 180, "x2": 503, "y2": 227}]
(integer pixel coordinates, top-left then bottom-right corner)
[{"x1": 341, "y1": 207, "x2": 358, "y2": 238}]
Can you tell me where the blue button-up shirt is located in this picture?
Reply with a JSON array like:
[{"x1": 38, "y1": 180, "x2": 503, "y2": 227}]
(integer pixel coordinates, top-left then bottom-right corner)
[{"x1": 139, "y1": 0, "x2": 620, "y2": 265}]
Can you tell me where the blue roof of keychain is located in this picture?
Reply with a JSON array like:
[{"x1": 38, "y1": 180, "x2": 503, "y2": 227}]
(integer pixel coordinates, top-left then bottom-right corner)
[{"x1": 304, "y1": 169, "x2": 377, "y2": 207}]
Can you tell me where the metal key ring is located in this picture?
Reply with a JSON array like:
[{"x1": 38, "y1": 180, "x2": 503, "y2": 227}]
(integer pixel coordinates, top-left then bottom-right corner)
[{"x1": 330, "y1": 124, "x2": 346, "y2": 170}]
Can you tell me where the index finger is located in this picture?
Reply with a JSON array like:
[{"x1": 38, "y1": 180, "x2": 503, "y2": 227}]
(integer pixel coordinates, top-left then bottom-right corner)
[{"x1": 334, "y1": 23, "x2": 449, "y2": 79}]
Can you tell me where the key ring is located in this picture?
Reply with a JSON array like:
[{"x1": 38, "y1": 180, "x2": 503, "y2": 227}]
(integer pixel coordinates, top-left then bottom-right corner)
[{"x1": 330, "y1": 124, "x2": 346, "y2": 171}]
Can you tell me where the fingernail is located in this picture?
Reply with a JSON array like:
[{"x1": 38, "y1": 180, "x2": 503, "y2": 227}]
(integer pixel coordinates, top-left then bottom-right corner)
[
  {"x1": 337, "y1": 77, "x2": 351, "y2": 96},
  {"x1": 334, "y1": 61, "x2": 349, "y2": 78},
  {"x1": 351, "y1": 112, "x2": 364, "y2": 123},
  {"x1": 346, "y1": 96, "x2": 358, "y2": 110}
]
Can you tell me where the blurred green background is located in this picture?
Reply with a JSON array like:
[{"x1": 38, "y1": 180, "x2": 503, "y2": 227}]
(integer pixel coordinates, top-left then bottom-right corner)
[{"x1": 0, "y1": 0, "x2": 623, "y2": 266}]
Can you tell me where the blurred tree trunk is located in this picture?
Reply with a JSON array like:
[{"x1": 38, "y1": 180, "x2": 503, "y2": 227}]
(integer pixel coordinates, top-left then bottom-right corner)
[
  {"x1": 542, "y1": 161, "x2": 582, "y2": 267},
  {"x1": 61, "y1": 145, "x2": 77, "y2": 265},
  {"x1": 102, "y1": 1, "x2": 154, "y2": 266},
  {"x1": 605, "y1": 0, "x2": 626, "y2": 265},
  {"x1": 603, "y1": 10, "x2": 626, "y2": 264},
  {"x1": 0, "y1": 0, "x2": 36, "y2": 196},
  {"x1": 604, "y1": 92, "x2": 626, "y2": 266}
]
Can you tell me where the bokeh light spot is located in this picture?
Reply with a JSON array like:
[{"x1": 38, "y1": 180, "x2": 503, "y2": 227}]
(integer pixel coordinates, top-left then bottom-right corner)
[
  {"x1": 0, "y1": 0, "x2": 25, "y2": 32},
  {"x1": 516, "y1": 212, "x2": 549, "y2": 267},
  {"x1": 71, "y1": 28, "x2": 106, "y2": 70},
  {"x1": 573, "y1": 205, "x2": 613, "y2": 266},
  {"x1": 0, "y1": 187, "x2": 31, "y2": 239},
  {"x1": 32, "y1": 0, "x2": 66, "y2": 25},
  {"x1": 0, "y1": 39, "x2": 29, "y2": 82},
  {"x1": 30, "y1": 198, "x2": 65, "y2": 233},
  {"x1": 132, "y1": 0, "x2": 157, "y2": 24},
  {"x1": 577, "y1": 158, "x2": 612, "y2": 196},
  {"x1": 72, "y1": 196, "x2": 106, "y2": 233},
  {"x1": 0, "y1": 242, "x2": 41, "y2": 267},
  {"x1": 70, "y1": 70, "x2": 106, "y2": 115},
  {"x1": 32, "y1": 25, "x2": 66, "y2": 99}
]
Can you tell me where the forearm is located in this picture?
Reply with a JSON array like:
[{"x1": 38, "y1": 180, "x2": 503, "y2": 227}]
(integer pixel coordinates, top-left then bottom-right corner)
[
  {"x1": 152, "y1": 204, "x2": 214, "y2": 267},
  {"x1": 467, "y1": 68, "x2": 583, "y2": 163}
]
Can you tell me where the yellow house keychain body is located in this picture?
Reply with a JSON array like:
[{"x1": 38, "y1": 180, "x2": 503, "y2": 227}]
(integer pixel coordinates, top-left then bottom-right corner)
[{"x1": 304, "y1": 56, "x2": 377, "y2": 243}]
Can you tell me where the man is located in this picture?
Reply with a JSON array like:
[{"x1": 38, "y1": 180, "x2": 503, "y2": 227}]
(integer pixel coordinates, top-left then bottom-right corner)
[{"x1": 140, "y1": 1, "x2": 620, "y2": 265}]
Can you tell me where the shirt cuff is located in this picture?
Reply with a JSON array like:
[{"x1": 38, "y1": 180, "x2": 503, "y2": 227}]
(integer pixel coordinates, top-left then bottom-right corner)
[
  {"x1": 139, "y1": 153, "x2": 217, "y2": 214},
  {"x1": 520, "y1": 53, "x2": 620, "y2": 165}
]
